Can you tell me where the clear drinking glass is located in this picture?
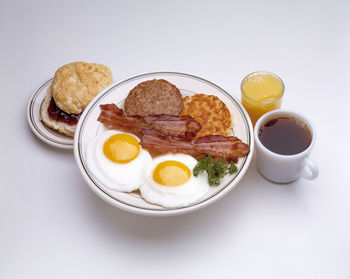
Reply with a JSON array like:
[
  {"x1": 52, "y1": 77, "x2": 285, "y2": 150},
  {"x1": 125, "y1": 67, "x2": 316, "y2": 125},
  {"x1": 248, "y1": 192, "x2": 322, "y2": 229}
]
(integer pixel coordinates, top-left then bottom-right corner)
[{"x1": 241, "y1": 71, "x2": 284, "y2": 126}]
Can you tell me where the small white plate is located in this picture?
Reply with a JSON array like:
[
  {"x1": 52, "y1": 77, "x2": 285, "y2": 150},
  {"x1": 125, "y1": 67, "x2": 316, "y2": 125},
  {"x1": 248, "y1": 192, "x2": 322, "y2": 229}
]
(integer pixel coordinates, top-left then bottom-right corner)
[
  {"x1": 27, "y1": 78, "x2": 74, "y2": 149},
  {"x1": 74, "y1": 72, "x2": 254, "y2": 216}
]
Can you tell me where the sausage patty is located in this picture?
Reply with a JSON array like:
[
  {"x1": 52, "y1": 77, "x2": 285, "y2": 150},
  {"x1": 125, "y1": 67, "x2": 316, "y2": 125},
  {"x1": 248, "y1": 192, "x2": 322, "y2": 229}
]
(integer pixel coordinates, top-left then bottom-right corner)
[{"x1": 124, "y1": 79, "x2": 183, "y2": 116}]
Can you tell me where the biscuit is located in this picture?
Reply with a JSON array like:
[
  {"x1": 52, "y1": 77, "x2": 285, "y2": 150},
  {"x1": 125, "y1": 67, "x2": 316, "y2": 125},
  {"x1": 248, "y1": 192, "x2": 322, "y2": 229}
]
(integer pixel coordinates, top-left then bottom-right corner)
[
  {"x1": 124, "y1": 79, "x2": 183, "y2": 116},
  {"x1": 181, "y1": 94, "x2": 232, "y2": 137},
  {"x1": 51, "y1": 62, "x2": 113, "y2": 114},
  {"x1": 40, "y1": 87, "x2": 76, "y2": 137}
]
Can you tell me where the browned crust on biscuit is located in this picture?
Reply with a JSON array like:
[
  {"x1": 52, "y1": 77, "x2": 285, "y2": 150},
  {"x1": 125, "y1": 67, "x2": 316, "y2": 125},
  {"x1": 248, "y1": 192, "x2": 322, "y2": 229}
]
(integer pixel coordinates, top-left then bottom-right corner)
[
  {"x1": 181, "y1": 94, "x2": 232, "y2": 137},
  {"x1": 51, "y1": 62, "x2": 113, "y2": 114},
  {"x1": 124, "y1": 79, "x2": 183, "y2": 116}
]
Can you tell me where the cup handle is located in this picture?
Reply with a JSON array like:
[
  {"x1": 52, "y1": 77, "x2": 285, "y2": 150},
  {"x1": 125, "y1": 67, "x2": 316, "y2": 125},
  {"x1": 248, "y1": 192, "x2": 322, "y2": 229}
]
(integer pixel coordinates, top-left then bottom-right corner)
[{"x1": 301, "y1": 157, "x2": 319, "y2": 180}]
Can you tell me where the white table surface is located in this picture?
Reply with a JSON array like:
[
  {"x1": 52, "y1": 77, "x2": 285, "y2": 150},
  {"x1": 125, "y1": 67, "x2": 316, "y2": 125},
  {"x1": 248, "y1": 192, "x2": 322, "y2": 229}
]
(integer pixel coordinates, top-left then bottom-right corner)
[{"x1": 1, "y1": 0, "x2": 349, "y2": 278}]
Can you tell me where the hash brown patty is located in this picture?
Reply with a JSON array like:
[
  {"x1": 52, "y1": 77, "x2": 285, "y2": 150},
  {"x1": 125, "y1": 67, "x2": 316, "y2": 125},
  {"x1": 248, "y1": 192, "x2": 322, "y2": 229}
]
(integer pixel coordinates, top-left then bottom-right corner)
[{"x1": 181, "y1": 94, "x2": 232, "y2": 137}]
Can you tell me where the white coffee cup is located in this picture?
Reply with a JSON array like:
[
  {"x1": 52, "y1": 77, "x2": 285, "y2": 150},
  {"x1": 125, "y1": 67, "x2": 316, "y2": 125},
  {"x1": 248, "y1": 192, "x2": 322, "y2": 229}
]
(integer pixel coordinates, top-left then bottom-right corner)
[{"x1": 254, "y1": 110, "x2": 319, "y2": 183}]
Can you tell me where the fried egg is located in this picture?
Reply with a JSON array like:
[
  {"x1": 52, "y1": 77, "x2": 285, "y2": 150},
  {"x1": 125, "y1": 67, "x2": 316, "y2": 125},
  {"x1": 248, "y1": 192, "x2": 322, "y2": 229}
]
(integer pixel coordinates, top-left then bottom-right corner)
[
  {"x1": 140, "y1": 154, "x2": 209, "y2": 208},
  {"x1": 86, "y1": 130, "x2": 152, "y2": 192}
]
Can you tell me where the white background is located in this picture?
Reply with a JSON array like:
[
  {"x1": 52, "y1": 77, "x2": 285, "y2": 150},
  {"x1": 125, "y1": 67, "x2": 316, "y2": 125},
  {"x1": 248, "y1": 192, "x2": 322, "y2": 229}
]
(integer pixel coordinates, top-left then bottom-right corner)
[{"x1": 1, "y1": 0, "x2": 349, "y2": 278}]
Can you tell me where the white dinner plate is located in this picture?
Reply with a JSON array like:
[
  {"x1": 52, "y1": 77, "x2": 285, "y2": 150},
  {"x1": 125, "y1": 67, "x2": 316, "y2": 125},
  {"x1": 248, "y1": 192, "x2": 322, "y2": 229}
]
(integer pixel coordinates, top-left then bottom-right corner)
[
  {"x1": 27, "y1": 78, "x2": 74, "y2": 149},
  {"x1": 74, "y1": 72, "x2": 254, "y2": 216}
]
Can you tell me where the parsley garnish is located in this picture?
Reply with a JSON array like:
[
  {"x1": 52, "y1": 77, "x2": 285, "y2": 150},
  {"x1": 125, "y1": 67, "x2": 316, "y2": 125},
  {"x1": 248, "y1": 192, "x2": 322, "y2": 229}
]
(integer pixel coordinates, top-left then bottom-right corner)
[{"x1": 193, "y1": 155, "x2": 238, "y2": 186}]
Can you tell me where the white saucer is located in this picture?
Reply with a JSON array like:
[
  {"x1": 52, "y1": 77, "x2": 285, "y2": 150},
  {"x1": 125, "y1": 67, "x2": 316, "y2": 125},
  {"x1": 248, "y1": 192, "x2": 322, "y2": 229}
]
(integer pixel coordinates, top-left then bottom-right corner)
[{"x1": 27, "y1": 78, "x2": 74, "y2": 149}]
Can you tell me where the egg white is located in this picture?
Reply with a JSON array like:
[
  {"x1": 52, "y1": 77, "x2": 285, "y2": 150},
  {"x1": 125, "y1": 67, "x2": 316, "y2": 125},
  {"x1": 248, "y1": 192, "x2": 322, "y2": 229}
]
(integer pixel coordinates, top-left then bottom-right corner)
[
  {"x1": 85, "y1": 130, "x2": 152, "y2": 192},
  {"x1": 140, "y1": 154, "x2": 209, "y2": 208}
]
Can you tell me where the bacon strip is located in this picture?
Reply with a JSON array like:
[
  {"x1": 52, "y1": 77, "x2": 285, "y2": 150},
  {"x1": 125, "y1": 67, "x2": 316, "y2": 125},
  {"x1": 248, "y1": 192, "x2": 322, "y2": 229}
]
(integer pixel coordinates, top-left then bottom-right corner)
[
  {"x1": 98, "y1": 104, "x2": 201, "y2": 138},
  {"x1": 140, "y1": 130, "x2": 250, "y2": 163},
  {"x1": 98, "y1": 104, "x2": 250, "y2": 162}
]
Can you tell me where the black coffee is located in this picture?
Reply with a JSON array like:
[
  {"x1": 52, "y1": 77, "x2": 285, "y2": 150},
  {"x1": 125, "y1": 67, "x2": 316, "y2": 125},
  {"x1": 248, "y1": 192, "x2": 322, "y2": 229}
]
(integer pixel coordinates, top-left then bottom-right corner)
[{"x1": 258, "y1": 116, "x2": 312, "y2": 155}]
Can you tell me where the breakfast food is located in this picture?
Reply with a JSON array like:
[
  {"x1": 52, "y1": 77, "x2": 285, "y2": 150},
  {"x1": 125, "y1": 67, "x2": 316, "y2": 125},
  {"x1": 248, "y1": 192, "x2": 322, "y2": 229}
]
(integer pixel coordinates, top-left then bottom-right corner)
[
  {"x1": 51, "y1": 62, "x2": 113, "y2": 114},
  {"x1": 139, "y1": 154, "x2": 209, "y2": 208},
  {"x1": 40, "y1": 87, "x2": 78, "y2": 137},
  {"x1": 40, "y1": 61, "x2": 113, "y2": 137},
  {"x1": 85, "y1": 130, "x2": 152, "y2": 192},
  {"x1": 140, "y1": 130, "x2": 249, "y2": 163},
  {"x1": 98, "y1": 104, "x2": 201, "y2": 138},
  {"x1": 97, "y1": 104, "x2": 249, "y2": 162},
  {"x1": 181, "y1": 94, "x2": 232, "y2": 137},
  {"x1": 124, "y1": 79, "x2": 183, "y2": 116},
  {"x1": 85, "y1": 78, "x2": 250, "y2": 208}
]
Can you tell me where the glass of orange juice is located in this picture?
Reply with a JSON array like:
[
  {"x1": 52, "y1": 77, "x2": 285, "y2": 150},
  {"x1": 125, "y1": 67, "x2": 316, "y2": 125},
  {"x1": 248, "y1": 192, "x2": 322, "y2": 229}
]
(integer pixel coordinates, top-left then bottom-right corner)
[{"x1": 241, "y1": 71, "x2": 284, "y2": 126}]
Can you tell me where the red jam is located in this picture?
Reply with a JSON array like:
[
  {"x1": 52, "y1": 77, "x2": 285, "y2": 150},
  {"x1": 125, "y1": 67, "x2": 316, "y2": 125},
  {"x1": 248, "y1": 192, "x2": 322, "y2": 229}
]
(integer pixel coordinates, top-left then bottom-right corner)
[{"x1": 47, "y1": 97, "x2": 80, "y2": 125}]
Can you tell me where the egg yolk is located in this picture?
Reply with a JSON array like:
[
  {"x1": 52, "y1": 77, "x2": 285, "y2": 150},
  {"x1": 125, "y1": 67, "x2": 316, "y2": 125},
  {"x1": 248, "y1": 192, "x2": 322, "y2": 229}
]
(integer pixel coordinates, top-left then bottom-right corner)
[
  {"x1": 153, "y1": 160, "x2": 191, "y2": 186},
  {"x1": 103, "y1": 134, "x2": 140, "y2": 164}
]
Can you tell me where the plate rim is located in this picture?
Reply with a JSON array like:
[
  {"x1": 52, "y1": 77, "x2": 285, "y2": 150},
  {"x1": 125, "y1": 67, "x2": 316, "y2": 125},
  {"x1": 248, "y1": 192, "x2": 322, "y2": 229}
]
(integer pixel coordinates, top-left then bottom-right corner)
[
  {"x1": 73, "y1": 71, "x2": 254, "y2": 216},
  {"x1": 26, "y1": 77, "x2": 74, "y2": 149}
]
